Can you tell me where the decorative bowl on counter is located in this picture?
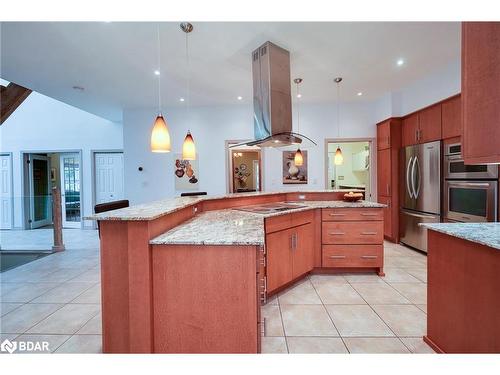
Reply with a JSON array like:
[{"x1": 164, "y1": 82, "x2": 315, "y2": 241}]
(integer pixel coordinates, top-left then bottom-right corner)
[{"x1": 343, "y1": 192, "x2": 363, "y2": 202}]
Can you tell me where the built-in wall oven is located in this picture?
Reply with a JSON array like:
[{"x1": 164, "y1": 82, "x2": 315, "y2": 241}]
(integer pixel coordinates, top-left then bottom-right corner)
[{"x1": 444, "y1": 143, "x2": 498, "y2": 222}]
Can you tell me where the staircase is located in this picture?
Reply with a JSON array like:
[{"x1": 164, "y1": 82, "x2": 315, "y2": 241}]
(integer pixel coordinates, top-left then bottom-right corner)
[{"x1": 0, "y1": 82, "x2": 32, "y2": 125}]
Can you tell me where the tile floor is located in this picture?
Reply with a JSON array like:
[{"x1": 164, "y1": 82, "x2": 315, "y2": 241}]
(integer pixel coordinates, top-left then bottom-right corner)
[{"x1": 1, "y1": 229, "x2": 433, "y2": 354}]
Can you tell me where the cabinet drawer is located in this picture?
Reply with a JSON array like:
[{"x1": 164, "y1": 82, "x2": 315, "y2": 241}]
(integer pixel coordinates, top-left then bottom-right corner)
[
  {"x1": 322, "y1": 221, "x2": 383, "y2": 244},
  {"x1": 265, "y1": 210, "x2": 313, "y2": 234},
  {"x1": 322, "y1": 245, "x2": 383, "y2": 268},
  {"x1": 322, "y1": 208, "x2": 383, "y2": 222}
]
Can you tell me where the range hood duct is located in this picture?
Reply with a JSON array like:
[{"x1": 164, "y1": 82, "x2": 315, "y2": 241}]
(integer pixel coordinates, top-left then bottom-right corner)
[{"x1": 232, "y1": 41, "x2": 316, "y2": 148}]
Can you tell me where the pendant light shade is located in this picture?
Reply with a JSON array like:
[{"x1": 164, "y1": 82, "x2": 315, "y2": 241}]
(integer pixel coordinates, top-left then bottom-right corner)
[
  {"x1": 151, "y1": 114, "x2": 171, "y2": 153},
  {"x1": 294, "y1": 148, "x2": 304, "y2": 166},
  {"x1": 334, "y1": 146, "x2": 343, "y2": 165},
  {"x1": 182, "y1": 130, "x2": 196, "y2": 160}
]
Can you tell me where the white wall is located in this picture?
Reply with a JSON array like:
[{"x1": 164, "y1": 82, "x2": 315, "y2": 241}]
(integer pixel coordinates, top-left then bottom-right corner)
[
  {"x1": 0, "y1": 91, "x2": 123, "y2": 228},
  {"x1": 123, "y1": 100, "x2": 379, "y2": 205}
]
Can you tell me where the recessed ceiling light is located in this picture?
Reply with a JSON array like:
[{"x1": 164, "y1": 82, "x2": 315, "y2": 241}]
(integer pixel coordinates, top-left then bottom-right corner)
[
  {"x1": 297, "y1": 94, "x2": 302, "y2": 98},
  {"x1": 179, "y1": 97, "x2": 185, "y2": 102},
  {"x1": 237, "y1": 96, "x2": 243, "y2": 100},
  {"x1": 357, "y1": 92, "x2": 363, "y2": 96},
  {"x1": 154, "y1": 70, "x2": 160, "y2": 76},
  {"x1": 397, "y1": 59, "x2": 405, "y2": 66}
]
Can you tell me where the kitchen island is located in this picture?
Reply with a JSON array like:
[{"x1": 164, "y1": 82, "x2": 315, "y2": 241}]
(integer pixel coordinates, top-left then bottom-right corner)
[
  {"x1": 422, "y1": 223, "x2": 500, "y2": 353},
  {"x1": 90, "y1": 190, "x2": 385, "y2": 353}
]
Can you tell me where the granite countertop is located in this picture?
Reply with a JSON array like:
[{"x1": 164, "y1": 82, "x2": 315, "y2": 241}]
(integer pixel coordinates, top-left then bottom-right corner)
[
  {"x1": 87, "y1": 189, "x2": 366, "y2": 221},
  {"x1": 421, "y1": 223, "x2": 500, "y2": 250},
  {"x1": 150, "y1": 200, "x2": 385, "y2": 246}
]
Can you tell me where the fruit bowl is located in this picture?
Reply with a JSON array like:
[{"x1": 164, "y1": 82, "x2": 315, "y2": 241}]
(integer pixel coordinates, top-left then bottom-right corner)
[{"x1": 343, "y1": 192, "x2": 363, "y2": 202}]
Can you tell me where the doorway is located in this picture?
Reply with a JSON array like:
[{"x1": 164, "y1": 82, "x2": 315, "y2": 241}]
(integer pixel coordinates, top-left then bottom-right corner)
[
  {"x1": 325, "y1": 139, "x2": 374, "y2": 200},
  {"x1": 226, "y1": 142, "x2": 262, "y2": 193},
  {"x1": 93, "y1": 152, "x2": 124, "y2": 204},
  {"x1": 0, "y1": 153, "x2": 13, "y2": 229},
  {"x1": 59, "y1": 153, "x2": 81, "y2": 228}
]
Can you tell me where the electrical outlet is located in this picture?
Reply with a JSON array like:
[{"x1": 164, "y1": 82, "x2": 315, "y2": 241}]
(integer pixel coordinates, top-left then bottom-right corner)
[{"x1": 338, "y1": 176, "x2": 344, "y2": 180}]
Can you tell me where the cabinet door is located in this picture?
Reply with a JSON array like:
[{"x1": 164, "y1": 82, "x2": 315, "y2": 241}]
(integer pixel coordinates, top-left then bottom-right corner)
[
  {"x1": 377, "y1": 148, "x2": 391, "y2": 197},
  {"x1": 442, "y1": 96, "x2": 462, "y2": 139},
  {"x1": 377, "y1": 121, "x2": 390, "y2": 150},
  {"x1": 419, "y1": 104, "x2": 442, "y2": 143},
  {"x1": 377, "y1": 196, "x2": 392, "y2": 239},
  {"x1": 462, "y1": 22, "x2": 500, "y2": 164},
  {"x1": 266, "y1": 229, "x2": 292, "y2": 293},
  {"x1": 402, "y1": 113, "x2": 419, "y2": 147},
  {"x1": 291, "y1": 223, "x2": 314, "y2": 279}
]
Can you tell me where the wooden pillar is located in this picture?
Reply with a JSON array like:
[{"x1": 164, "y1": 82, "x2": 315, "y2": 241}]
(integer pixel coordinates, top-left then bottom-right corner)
[{"x1": 52, "y1": 186, "x2": 65, "y2": 251}]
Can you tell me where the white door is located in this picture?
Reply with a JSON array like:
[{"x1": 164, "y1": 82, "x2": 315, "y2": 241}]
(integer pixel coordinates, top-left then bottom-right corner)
[
  {"x1": 29, "y1": 154, "x2": 52, "y2": 229},
  {"x1": 0, "y1": 154, "x2": 13, "y2": 229},
  {"x1": 60, "y1": 153, "x2": 82, "y2": 228},
  {"x1": 95, "y1": 153, "x2": 124, "y2": 204}
]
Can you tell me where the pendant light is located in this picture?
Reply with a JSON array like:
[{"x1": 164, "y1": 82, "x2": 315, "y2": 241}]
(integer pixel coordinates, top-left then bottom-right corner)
[
  {"x1": 293, "y1": 78, "x2": 304, "y2": 166},
  {"x1": 181, "y1": 22, "x2": 196, "y2": 160},
  {"x1": 150, "y1": 24, "x2": 171, "y2": 153},
  {"x1": 334, "y1": 77, "x2": 344, "y2": 166}
]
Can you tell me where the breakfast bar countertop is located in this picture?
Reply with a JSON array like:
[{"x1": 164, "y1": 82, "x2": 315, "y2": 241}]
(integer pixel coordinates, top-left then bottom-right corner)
[
  {"x1": 421, "y1": 222, "x2": 500, "y2": 250},
  {"x1": 150, "y1": 200, "x2": 385, "y2": 246}
]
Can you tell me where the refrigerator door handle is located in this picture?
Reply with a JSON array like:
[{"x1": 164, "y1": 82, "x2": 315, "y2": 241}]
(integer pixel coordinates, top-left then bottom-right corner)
[
  {"x1": 406, "y1": 156, "x2": 414, "y2": 199},
  {"x1": 413, "y1": 156, "x2": 421, "y2": 199},
  {"x1": 401, "y1": 209, "x2": 439, "y2": 220}
]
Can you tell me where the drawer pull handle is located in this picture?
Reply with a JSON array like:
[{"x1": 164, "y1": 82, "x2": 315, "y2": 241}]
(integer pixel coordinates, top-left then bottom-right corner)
[
  {"x1": 329, "y1": 255, "x2": 346, "y2": 259},
  {"x1": 361, "y1": 213, "x2": 378, "y2": 216},
  {"x1": 329, "y1": 232, "x2": 345, "y2": 235},
  {"x1": 361, "y1": 255, "x2": 378, "y2": 259},
  {"x1": 329, "y1": 213, "x2": 346, "y2": 216},
  {"x1": 361, "y1": 231, "x2": 377, "y2": 235}
]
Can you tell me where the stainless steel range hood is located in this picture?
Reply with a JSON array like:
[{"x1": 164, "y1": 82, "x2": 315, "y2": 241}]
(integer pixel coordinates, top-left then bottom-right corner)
[{"x1": 232, "y1": 41, "x2": 316, "y2": 148}]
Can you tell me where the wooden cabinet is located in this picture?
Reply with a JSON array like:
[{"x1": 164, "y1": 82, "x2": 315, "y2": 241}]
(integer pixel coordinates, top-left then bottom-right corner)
[
  {"x1": 418, "y1": 104, "x2": 442, "y2": 143},
  {"x1": 402, "y1": 113, "x2": 419, "y2": 147},
  {"x1": 462, "y1": 22, "x2": 500, "y2": 164},
  {"x1": 322, "y1": 221, "x2": 383, "y2": 245},
  {"x1": 291, "y1": 223, "x2": 314, "y2": 279},
  {"x1": 377, "y1": 120, "x2": 391, "y2": 150},
  {"x1": 266, "y1": 229, "x2": 293, "y2": 292},
  {"x1": 322, "y1": 245, "x2": 383, "y2": 268},
  {"x1": 442, "y1": 95, "x2": 462, "y2": 139},
  {"x1": 376, "y1": 118, "x2": 401, "y2": 243}
]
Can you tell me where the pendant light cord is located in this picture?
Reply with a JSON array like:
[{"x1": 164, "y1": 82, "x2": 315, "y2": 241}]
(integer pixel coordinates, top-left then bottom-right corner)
[
  {"x1": 336, "y1": 81, "x2": 340, "y2": 139},
  {"x1": 296, "y1": 82, "x2": 300, "y2": 134},
  {"x1": 185, "y1": 28, "x2": 190, "y2": 127},
  {"x1": 157, "y1": 24, "x2": 161, "y2": 114}
]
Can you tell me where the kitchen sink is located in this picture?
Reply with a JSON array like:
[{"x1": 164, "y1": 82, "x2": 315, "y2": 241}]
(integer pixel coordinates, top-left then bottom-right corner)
[{"x1": 232, "y1": 202, "x2": 307, "y2": 214}]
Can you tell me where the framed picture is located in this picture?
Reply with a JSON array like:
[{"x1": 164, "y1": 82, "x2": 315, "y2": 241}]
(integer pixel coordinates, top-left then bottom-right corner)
[
  {"x1": 174, "y1": 154, "x2": 199, "y2": 191},
  {"x1": 282, "y1": 150, "x2": 308, "y2": 184}
]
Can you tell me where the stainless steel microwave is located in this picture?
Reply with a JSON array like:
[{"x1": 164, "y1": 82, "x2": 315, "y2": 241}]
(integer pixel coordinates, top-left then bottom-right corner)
[
  {"x1": 444, "y1": 180, "x2": 498, "y2": 222},
  {"x1": 444, "y1": 144, "x2": 499, "y2": 180}
]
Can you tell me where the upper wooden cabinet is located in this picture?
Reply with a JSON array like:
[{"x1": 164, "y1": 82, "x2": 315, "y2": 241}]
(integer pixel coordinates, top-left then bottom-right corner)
[
  {"x1": 418, "y1": 104, "x2": 442, "y2": 143},
  {"x1": 462, "y1": 22, "x2": 500, "y2": 164},
  {"x1": 377, "y1": 148, "x2": 391, "y2": 197},
  {"x1": 442, "y1": 95, "x2": 462, "y2": 139},
  {"x1": 402, "y1": 113, "x2": 419, "y2": 147},
  {"x1": 377, "y1": 120, "x2": 391, "y2": 150}
]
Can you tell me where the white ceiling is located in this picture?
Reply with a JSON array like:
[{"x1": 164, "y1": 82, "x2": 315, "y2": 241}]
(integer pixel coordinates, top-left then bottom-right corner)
[{"x1": 1, "y1": 22, "x2": 460, "y2": 122}]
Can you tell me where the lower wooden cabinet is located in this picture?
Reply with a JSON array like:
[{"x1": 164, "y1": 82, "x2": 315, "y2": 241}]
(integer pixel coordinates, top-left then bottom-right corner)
[
  {"x1": 322, "y1": 221, "x2": 383, "y2": 245},
  {"x1": 322, "y1": 245, "x2": 383, "y2": 268}
]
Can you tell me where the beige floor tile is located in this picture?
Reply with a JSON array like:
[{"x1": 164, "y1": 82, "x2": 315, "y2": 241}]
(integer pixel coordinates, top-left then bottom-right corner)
[
  {"x1": 0, "y1": 282, "x2": 26, "y2": 296},
  {"x1": 372, "y1": 305, "x2": 427, "y2": 337},
  {"x1": 309, "y1": 274, "x2": 347, "y2": 286},
  {"x1": 1, "y1": 303, "x2": 23, "y2": 317},
  {"x1": 0, "y1": 303, "x2": 63, "y2": 334},
  {"x1": 351, "y1": 283, "x2": 410, "y2": 305},
  {"x1": 0, "y1": 282, "x2": 59, "y2": 303},
  {"x1": 344, "y1": 274, "x2": 384, "y2": 283},
  {"x1": 70, "y1": 269, "x2": 101, "y2": 283},
  {"x1": 344, "y1": 337, "x2": 410, "y2": 353},
  {"x1": 406, "y1": 268, "x2": 427, "y2": 283},
  {"x1": 37, "y1": 268, "x2": 88, "y2": 283},
  {"x1": 261, "y1": 305, "x2": 284, "y2": 337},
  {"x1": 71, "y1": 284, "x2": 101, "y2": 304},
  {"x1": 266, "y1": 294, "x2": 278, "y2": 305},
  {"x1": 14, "y1": 334, "x2": 71, "y2": 353},
  {"x1": 281, "y1": 305, "x2": 338, "y2": 337},
  {"x1": 54, "y1": 334, "x2": 102, "y2": 353},
  {"x1": 389, "y1": 282, "x2": 427, "y2": 305},
  {"x1": 314, "y1": 284, "x2": 366, "y2": 305},
  {"x1": 32, "y1": 282, "x2": 96, "y2": 304},
  {"x1": 416, "y1": 304, "x2": 427, "y2": 314},
  {"x1": 76, "y1": 313, "x2": 102, "y2": 335},
  {"x1": 287, "y1": 337, "x2": 348, "y2": 353},
  {"x1": 261, "y1": 337, "x2": 288, "y2": 353},
  {"x1": 325, "y1": 305, "x2": 394, "y2": 337},
  {"x1": 278, "y1": 280, "x2": 322, "y2": 305},
  {"x1": 382, "y1": 268, "x2": 421, "y2": 283},
  {"x1": 400, "y1": 337, "x2": 435, "y2": 354},
  {"x1": 27, "y1": 304, "x2": 100, "y2": 335},
  {"x1": 384, "y1": 256, "x2": 426, "y2": 269}
]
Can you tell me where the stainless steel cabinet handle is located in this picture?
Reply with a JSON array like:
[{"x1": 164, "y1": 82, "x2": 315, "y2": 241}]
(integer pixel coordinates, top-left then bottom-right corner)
[
  {"x1": 329, "y1": 255, "x2": 346, "y2": 259},
  {"x1": 361, "y1": 231, "x2": 377, "y2": 235},
  {"x1": 329, "y1": 232, "x2": 345, "y2": 235},
  {"x1": 361, "y1": 255, "x2": 378, "y2": 259},
  {"x1": 329, "y1": 213, "x2": 346, "y2": 216},
  {"x1": 361, "y1": 213, "x2": 378, "y2": 216}
]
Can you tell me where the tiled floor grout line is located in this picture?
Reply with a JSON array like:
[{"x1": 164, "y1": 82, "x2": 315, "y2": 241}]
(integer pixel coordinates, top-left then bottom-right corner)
[{"x1": 276, "y1": 291, "x2": 290, "y2": 353}]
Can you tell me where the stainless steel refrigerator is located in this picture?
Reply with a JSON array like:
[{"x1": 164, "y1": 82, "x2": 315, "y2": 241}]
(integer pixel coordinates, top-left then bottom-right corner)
[{"x1": 400, "y1": 140, "x2": 441, "y2": 252}]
